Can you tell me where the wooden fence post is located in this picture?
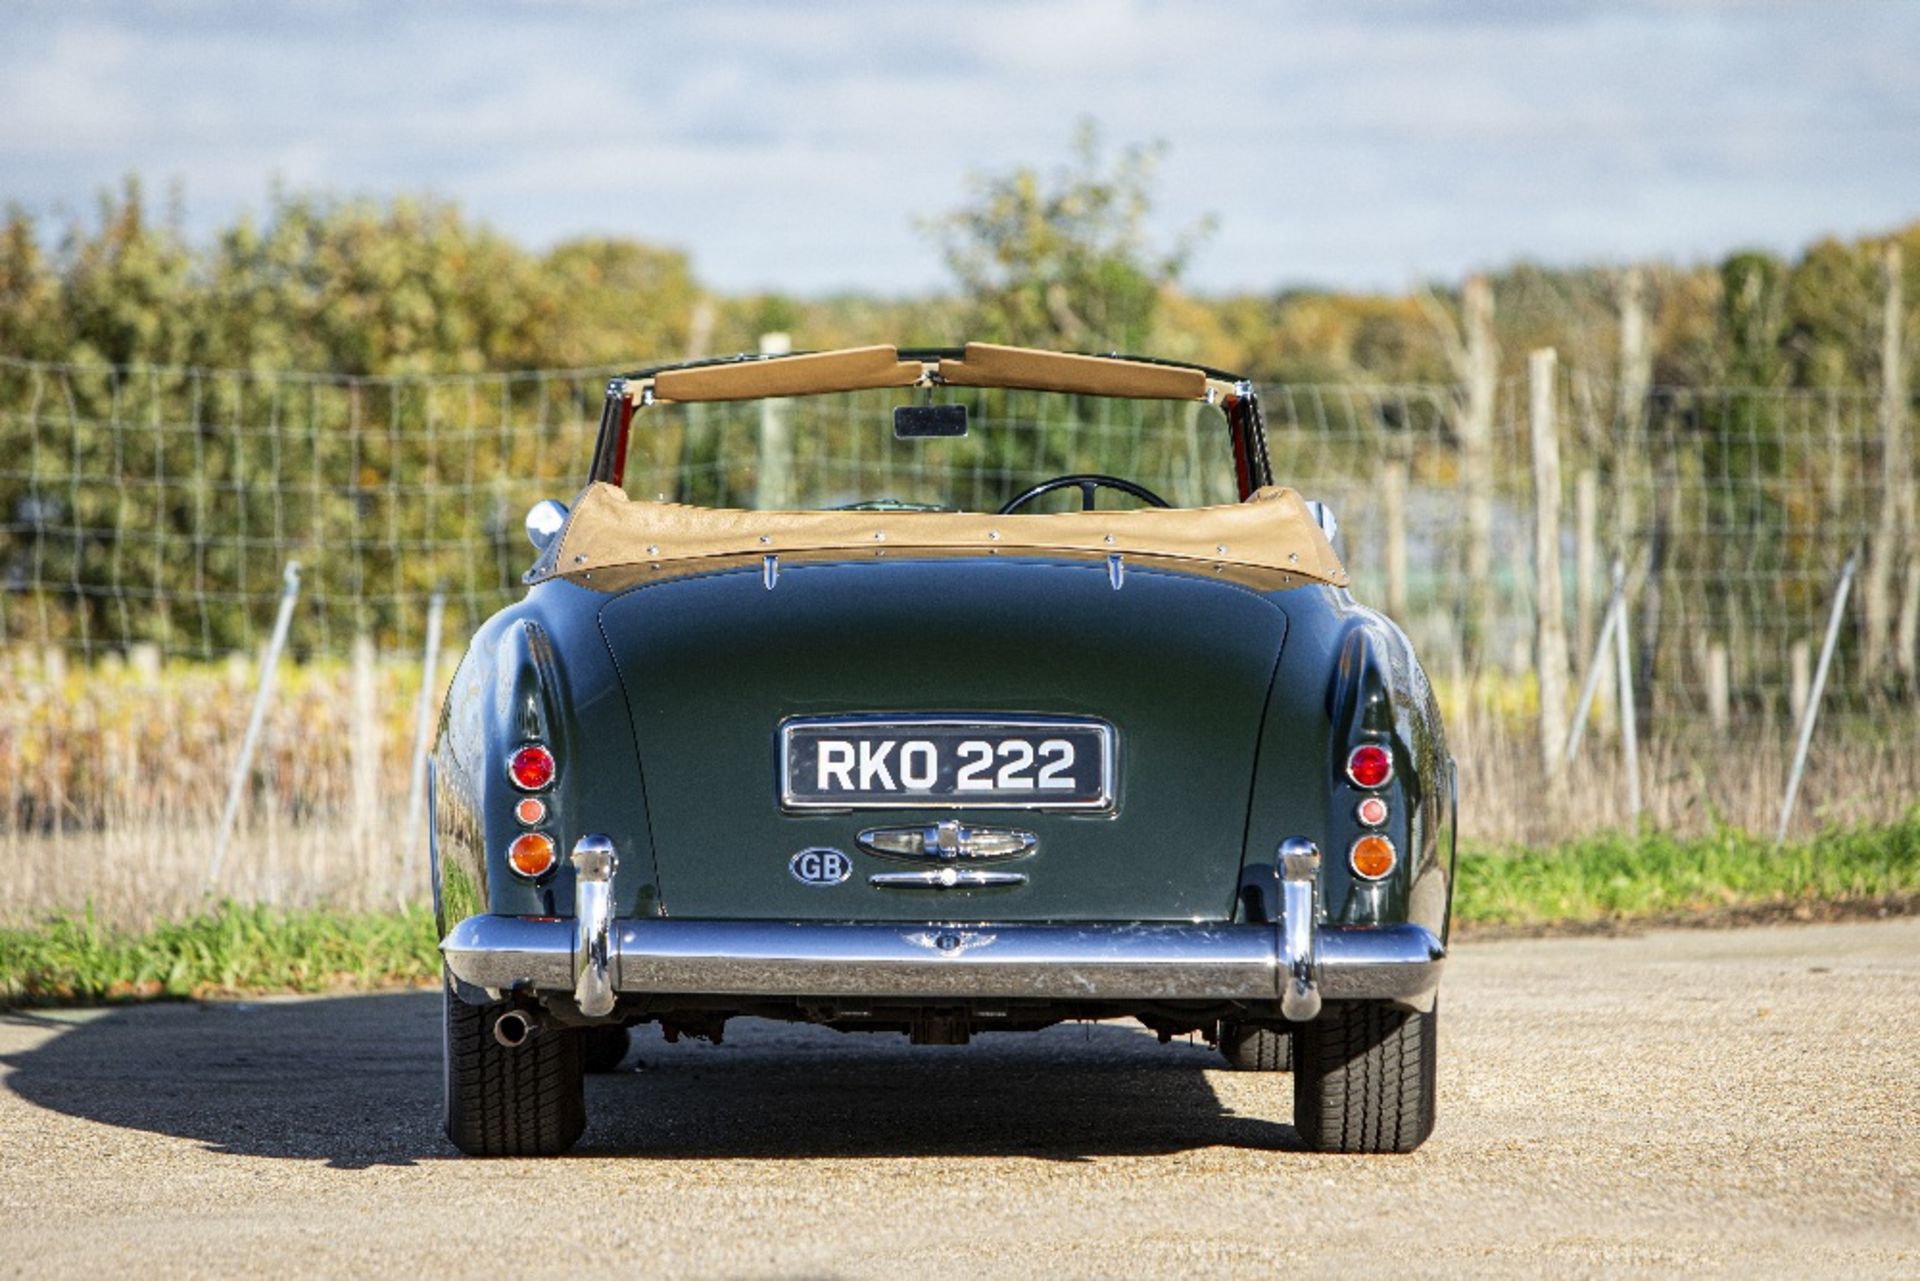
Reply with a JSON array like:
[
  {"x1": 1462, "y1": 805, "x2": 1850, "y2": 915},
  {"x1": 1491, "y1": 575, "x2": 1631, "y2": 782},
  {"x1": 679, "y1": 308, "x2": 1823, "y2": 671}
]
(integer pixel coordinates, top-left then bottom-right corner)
[
  {"x1": 1575, "y1": 469, "x2": 1598, "y2": 662},
  {"x1": 1617, "y1": 267, "x2": 1651, "y2": 434},
  {"x1": 1707, "y1": 643, "x2": 1730, "y2": 738},
  {"x1": 1418, "y1": 276, "x2": 1497, "y2": 667},
  {"x1": 1900, "y1": 544, "x2": 1920, "y2": 683},
  {"x1": 1614, "y1": 573, "x2": 1641, "y2": 826},
  {"x1": 754, "y1": 332, "x2": 793, "y2": 510},
  {"x1": 1460, "y1": 277, "x2": 1497, "y2": 667},
  {"x1": 399, "y1": 591, "x2": 446, "y2": 904},
  {"x1": 686, "y1": 298, "x2": 716, "y2": 360},
  {"x1": 1530, "y1": 348, "x2": 1568, "y2": 780},
  {"x1": 1866, "y1": 242, "x2": 1909, "y2": 677},
  {"x1": 351, "y1": 634, "x2": 378, "y2": 842},
  {"x1": 1611, "y1": 267, "x2": 1651, "y2": 654},
  {"x1": 1382, "y1": 453, "x2": 1409, "y2": 619},
  {"x1": 1789, "y1": 640, "x2": 1812, "y2": 726}
]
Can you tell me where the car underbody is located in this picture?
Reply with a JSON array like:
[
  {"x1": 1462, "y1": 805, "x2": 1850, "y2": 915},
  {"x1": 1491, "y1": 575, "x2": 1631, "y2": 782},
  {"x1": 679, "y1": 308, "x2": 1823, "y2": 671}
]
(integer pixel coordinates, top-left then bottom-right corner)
[{"x1": 542, "y1": 996, "x2": 1329, "y2": 1047}]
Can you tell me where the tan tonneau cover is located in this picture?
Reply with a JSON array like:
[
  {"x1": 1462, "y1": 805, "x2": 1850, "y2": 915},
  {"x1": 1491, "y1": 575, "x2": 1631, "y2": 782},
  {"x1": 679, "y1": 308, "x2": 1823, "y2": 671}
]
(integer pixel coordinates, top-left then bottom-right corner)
[{"x1": 537, "y1": 482, "x2": 1348, "y2": 587}]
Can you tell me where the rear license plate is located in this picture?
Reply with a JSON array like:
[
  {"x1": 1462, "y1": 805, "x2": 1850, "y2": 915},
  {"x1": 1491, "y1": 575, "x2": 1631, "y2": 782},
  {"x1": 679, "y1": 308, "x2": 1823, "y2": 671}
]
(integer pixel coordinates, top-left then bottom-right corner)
[{"x1": 780, "y1": 716, "x2": 1115, "y2": 810}]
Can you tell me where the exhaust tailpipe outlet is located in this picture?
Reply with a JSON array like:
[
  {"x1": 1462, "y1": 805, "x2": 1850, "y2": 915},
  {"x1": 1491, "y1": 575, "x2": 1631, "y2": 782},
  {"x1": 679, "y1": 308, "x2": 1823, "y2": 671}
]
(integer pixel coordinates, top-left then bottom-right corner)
[{"x1": 492, "y1": 1009, "x2": 538, "y2": 1048}]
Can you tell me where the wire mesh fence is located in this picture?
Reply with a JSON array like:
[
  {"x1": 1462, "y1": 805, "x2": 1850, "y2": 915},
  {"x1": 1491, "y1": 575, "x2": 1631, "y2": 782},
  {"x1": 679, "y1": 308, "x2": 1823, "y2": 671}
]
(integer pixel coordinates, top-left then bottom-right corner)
[
  {"x1": 1, "y1": 354, "x2": 1915, "y2": 920},
  {"x1": 1264, "y1": 375, "x2": 1907, "y2": 718},
  {"x1": 0, "y1": 358, "x2": 618, "y2": 658}
]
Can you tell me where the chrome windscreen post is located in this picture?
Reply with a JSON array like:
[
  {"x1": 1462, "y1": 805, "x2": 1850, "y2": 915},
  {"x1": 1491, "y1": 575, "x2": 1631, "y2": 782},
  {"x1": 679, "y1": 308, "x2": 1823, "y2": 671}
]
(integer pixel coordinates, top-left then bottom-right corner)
[
  {"x1": 571, "y1": 834, "x2": 618, "y2": 1018},
  {"x1": 1278, "y1": 837, "x2": 1323, "y2": 1021}
]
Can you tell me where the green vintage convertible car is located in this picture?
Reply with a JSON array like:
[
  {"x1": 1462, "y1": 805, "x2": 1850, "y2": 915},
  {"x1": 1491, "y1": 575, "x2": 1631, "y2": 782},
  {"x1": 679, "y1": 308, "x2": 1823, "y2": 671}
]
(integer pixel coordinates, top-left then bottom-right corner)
[{"x1": 433, "y1": 344, "x2": 1454, "y2": 1155}]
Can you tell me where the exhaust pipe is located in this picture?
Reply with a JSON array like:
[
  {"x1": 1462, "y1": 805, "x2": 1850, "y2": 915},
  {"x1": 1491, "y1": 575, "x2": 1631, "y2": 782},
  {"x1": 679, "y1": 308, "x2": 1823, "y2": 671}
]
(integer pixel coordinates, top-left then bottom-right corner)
[{"x1": 492, "y1": 1009, "x2": 538, "y2": 1048}]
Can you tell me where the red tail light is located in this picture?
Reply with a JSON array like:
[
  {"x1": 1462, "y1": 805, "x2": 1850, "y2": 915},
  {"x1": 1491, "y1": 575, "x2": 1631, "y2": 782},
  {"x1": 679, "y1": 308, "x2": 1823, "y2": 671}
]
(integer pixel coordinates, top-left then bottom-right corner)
[
  {"x1": 508, "y1": 744, "x2": 556, "y2": 791},
  {"x1": 1346, "y1": 743, "x2": 1392, "y2": 789}
]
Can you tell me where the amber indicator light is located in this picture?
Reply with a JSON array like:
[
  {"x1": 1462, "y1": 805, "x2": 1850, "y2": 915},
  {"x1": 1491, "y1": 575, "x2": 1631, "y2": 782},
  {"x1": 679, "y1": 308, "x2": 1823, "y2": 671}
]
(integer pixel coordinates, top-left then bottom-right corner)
[
  {"x1": 507, "y1": 831, "x2": 558, "y2": 878},
  {"x1": 1349, "y1": 834, "x2": 1397, "y2": 881}
]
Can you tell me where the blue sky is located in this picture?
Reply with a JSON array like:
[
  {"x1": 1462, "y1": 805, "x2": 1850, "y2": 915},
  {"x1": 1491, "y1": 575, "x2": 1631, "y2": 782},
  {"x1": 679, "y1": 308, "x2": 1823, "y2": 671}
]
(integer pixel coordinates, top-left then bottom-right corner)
[{"x1": 4, "y1": 0, "x2": 1917, "y2": 294}]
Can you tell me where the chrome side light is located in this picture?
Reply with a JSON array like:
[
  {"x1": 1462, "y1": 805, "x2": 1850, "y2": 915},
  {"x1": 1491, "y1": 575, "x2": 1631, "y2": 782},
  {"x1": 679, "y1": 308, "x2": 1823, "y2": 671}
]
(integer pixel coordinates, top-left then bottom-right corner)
[{"x1": 524, "y1": 498, "x2": 569, "y2": 551}]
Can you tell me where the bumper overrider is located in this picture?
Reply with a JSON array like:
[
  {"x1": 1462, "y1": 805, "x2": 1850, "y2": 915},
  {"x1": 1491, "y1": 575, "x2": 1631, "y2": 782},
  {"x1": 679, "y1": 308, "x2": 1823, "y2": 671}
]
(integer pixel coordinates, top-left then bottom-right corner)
[{"x1": 440, "y1": 835, "x2": 1445, "y2": 1018}]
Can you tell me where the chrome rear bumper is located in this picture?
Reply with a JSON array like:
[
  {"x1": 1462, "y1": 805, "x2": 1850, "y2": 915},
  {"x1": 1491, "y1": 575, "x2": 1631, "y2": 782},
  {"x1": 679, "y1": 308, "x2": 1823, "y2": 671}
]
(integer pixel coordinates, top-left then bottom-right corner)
[{"x1": 440, "y1": 914, "x2": 1445, "y2": 1013}]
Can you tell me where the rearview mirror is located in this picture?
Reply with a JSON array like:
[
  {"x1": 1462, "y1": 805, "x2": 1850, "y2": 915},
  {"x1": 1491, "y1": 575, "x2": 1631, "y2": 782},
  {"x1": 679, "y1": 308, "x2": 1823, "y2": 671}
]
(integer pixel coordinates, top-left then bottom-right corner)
[
  {"x1": 893, "y1": 403, "x2": 968, "y2": 439},
  {"x1": 525, "y1": 499, "x2": 569, "y2": 552}
]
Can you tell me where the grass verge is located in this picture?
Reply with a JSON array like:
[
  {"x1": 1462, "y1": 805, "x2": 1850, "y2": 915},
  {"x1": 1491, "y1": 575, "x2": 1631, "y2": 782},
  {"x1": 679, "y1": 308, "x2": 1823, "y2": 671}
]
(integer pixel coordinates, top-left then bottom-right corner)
[
  {"x1": 1453, "y1": 817, "x2": 1920, "y2": 929},
  {"x1": 0, "y1": 902, "x2": 438, "y2": 1008},
  {"x1": 3, "y1": 819, "x2": 1918, "y2": 1009}
]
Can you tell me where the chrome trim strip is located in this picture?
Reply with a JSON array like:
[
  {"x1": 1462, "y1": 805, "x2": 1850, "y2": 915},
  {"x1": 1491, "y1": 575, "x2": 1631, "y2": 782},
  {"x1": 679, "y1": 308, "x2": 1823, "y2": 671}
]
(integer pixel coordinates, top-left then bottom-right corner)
[
  {"x1": 777, "y1": 714, "x2": 1117, "y2": 811},
  {"x1": 868, "y1": 868, "x2": 1029, "y2": 889},
  {"x1": 570, "y1": 834, "x2": 618, "y2": 1018},
  {"x1": 441, "y1": 916, "x2": 1444, "y2": 1006},
  {"x1": 613, "y1": 920, "x2": 1276, "y2": 998}
]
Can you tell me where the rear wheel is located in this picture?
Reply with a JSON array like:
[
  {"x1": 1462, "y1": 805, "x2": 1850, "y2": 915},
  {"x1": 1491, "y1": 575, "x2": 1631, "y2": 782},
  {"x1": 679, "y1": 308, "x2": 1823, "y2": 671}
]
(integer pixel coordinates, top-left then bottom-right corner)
[
  {"x1": 1292, "y1": 1001, "x2": 1436, "y2": 1154},
  {"x1": 443, "y1": 977, "x2": 586, "y2": 1156},
  {"x1": 1219, "y1": 1023, "x2": 1292, "y2": 1072}
]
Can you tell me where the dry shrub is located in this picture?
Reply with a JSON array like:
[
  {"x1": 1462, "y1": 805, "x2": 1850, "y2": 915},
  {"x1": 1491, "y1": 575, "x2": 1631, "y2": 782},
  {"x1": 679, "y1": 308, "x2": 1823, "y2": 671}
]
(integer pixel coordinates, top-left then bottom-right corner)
[
  {"x1": 3, "y1": 651, "x2": 1911, "y2": 928},
  {"x1": 0, "y1": 648, "x2": 448, "y2": 927}
]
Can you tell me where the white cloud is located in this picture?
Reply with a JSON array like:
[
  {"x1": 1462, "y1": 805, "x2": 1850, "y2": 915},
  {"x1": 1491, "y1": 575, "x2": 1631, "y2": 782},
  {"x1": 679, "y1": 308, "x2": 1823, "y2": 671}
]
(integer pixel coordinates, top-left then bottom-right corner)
[{"x1": 1, "y1": 0, "x2": 1916, "y2": 294}]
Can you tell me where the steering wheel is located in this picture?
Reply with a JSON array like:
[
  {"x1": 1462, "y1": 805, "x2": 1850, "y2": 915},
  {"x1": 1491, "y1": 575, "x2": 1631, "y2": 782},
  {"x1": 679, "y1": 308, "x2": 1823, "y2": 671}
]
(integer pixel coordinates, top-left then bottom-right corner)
[{"x1": 997, "y1": 473, "x2": 1172, "y2": 514}]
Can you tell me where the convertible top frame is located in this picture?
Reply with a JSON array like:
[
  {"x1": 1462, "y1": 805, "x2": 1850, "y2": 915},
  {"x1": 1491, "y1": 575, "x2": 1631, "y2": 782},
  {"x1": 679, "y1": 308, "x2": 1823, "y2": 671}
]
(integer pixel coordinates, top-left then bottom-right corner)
[{"x1": 588, "y1": 343, "x2": 1274, "y2": 499}]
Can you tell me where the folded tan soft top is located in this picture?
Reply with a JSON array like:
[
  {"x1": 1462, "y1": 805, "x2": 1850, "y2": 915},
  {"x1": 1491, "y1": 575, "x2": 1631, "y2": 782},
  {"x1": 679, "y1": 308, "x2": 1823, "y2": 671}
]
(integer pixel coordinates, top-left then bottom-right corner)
[{"x1": 533, "y1": 482, "x2": 1348, "y2": 588}]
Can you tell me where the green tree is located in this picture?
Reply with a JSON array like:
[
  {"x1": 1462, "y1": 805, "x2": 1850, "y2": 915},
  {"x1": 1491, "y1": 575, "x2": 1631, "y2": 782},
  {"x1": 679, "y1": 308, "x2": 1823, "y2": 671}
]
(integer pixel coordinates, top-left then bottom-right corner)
[
  {"x1": 57, "y1": 177, "x2": 200, "y2": 368},
  {"x1": 537, "y1": 238, "x2": 697, "y2": 368},
  {"x1": 920, "y1": 121, "x2": 1211, "y2": 353},
  {"x1": 1783, "y1": 238, "x2": 1877, "y2": 389},
  {"x1": 0, "y1": 207, "x2": 60, "y2": 361},
  {"x1": 211, "y1": 193, "x2": 547, "y2": 375}
]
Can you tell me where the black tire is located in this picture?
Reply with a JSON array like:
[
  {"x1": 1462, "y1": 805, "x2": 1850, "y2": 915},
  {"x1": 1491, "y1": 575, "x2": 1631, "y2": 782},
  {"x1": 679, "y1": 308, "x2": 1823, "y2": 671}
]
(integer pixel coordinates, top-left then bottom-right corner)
[
  {"x1": 443, "y1": 978, "x2": 586, "y2": 1157},
  {"x1": 1292, "y1": 1001, "x2": 1437, "y2": 1154},
  {"x1": 582, "y1": 1024, "x2": 631, "y2": 1074},
  {"x1": 1219, "y1": 1023, "x2": 1292, "y2": 1072}
]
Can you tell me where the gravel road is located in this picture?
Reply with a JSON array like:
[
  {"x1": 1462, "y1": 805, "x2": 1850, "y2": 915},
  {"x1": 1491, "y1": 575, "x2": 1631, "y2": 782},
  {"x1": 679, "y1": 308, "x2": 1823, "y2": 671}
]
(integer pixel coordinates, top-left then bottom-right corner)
[{"x1": 2, "y1": 918, "x2": 1916, "y2": 1278}]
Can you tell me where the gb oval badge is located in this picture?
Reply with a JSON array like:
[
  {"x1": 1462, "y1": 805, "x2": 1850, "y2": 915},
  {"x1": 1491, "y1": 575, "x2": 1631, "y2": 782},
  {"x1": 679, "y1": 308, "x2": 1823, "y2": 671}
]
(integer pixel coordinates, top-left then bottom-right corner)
[{"x1": 788, "y1": 847, "x2": 852, "y2": 887}]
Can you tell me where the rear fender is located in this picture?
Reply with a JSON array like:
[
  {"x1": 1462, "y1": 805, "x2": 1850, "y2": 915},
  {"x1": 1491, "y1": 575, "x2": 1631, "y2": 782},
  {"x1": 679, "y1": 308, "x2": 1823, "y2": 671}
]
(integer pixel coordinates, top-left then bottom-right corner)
[
  {"x1": 431, "y1": 580, "x2": 662, "y2": 936},
  {"x1": 1239, "y1": 589, "x2": 1450, "y2": 939}
]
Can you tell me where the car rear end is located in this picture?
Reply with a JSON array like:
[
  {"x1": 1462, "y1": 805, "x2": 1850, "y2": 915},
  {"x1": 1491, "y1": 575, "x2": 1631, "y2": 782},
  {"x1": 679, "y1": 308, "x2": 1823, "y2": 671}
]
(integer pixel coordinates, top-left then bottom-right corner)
[{"x1": 433, "y1": 349, "x2": 1451, "y2": 1156}]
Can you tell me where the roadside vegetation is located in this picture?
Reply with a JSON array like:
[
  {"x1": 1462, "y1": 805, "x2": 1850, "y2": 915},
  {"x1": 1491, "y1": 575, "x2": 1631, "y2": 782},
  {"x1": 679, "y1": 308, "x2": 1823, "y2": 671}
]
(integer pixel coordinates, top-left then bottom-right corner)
[
  {"x1": 1453, "y1": 818, "x2": 1920, "y2": 929},
  {"x1": 3, "y1": 820, "x2": 1915, "y2": 1009},
  {"x1": 0, "y1": 903, "x2": 436, "y2": 1008}
]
